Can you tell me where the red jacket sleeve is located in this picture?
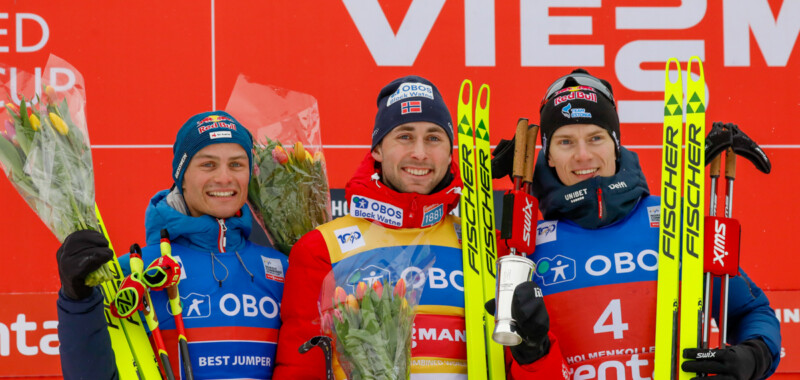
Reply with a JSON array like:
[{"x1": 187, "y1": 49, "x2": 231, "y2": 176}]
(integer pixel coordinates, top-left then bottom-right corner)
[
  {"x1": 507, "y1": 332, "x2": 570, "y2": 380},
  {"x1": 274, "y1": 229, "x2": 332, "y2": 379}
]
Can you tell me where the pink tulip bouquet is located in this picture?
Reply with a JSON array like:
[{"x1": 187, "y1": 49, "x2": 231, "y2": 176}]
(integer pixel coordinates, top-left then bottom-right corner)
[{"x1": 318, "y1": 249, "x2": 436, "y2": 379}]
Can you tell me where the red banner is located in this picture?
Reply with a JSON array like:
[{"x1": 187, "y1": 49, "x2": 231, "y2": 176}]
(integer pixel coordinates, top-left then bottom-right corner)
[{"x1": 1, "y1": 1, "x2": 798, "y2": 376}]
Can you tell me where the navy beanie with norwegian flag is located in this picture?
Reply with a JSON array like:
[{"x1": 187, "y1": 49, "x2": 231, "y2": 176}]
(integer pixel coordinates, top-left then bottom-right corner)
[
  {"x1": 371, "y1": 75, "x2": 453, "y2": 150},
  {"x1": 172, "y1": 110, "x2": 254, "y2": 194}
]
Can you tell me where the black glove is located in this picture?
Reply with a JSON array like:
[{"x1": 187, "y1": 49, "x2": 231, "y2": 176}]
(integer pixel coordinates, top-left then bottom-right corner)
[
  {"x1": 485, "y1": 281, "x2": 551, "y2": 364},
  {"x1": 682, "y1": 339, "x2": 772, "y2": 380},
  {"x1": 491, "y1": 137, "x2": 516, "y2": 181},
  {"x1": 56, "y1": 230, "x2": 114, "y2": 300}
]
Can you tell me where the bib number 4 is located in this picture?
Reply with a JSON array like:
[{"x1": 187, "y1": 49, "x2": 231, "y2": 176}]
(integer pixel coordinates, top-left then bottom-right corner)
[{"x1": 593, "y1": 299, "x2": 629, "y2": 339}]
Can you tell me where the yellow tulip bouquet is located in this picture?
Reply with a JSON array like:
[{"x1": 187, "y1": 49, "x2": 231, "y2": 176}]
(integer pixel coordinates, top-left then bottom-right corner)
[
  {"x1": 319, "y1": 250, "x2": 435, "y2": 379},
  {"x1": 248, "y1": 139, "x2": 331, "y2": 255},
  {"x1": 0, "y1": 57, "x2": 112, "y2": 284}
]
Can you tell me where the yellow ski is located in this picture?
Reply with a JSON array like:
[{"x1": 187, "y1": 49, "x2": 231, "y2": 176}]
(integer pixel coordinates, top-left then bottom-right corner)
[
  {"x1": 473, "y1": 84, "x2": 505, "y2": 380},
  {"x1": 96, "y1": 204, "x2": 162, "y2": 380},
  {"x1": 457, "y1": 79, "x2": 488, "y2": 380},
  {"x1": 655, "y1": 58, "x2": 683, "y2": 379},
  {"x1": 678, "y1": 57, "x2": 706, "y2": 380}
]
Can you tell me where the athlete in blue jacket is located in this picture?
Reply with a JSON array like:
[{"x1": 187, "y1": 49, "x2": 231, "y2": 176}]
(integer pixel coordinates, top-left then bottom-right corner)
[
  {"x1": 55, "y1": 111, "x2": 287, "y2": 379},
  {"x1": 494, "y1": 70, "x2": 780, "y2": 379}
]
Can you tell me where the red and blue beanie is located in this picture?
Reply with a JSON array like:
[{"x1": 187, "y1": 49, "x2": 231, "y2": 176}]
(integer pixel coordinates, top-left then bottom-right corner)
[
  {"x1": 172, "y1": 110, "x2": 254, "y2": 193},
  {"x1": 372, "y1": 75, "x2": 453, "y2": 150}
]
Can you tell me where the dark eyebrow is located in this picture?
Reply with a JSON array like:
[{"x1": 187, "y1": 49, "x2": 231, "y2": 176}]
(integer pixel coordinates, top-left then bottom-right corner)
[
  {"x1": 193, "y1": 154, "x2": 248, "y2": 161},
  {"x1": 392, "y1": 125, "x2": 446, "y2": 134}
]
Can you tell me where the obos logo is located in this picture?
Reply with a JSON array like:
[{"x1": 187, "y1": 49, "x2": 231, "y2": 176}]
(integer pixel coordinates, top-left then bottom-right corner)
[
  {"x1": 536, "y1": 221, "x2": 558, "y2": 245},
  {"x1": 421, "y1": 203, "x2": 444, "y2": 227},
  {"x1": 350, "y1": 196, "x2": 403, "y2": 227},
  {"x1": 534, "y1": 254, "x2": 576, "y2": 286},
  {"x1": 386, "y1": 82, "x2": 434, "y2": 106},
  {"x1": 334, "y1": 225, "x2": 366, "y2": 253},
  {"x1": 345, "y1": 265, "x2": 391, "y2": 293},
  {"x1": 182, "y1": 292, "x2": 211, "y2": 319}
]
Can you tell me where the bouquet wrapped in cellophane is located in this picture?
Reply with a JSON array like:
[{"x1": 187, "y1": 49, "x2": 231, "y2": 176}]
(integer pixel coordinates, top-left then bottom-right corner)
[
  {"x1": 0, "y1": 55, "x2": 111, "y2": 284},
  {"x1": 319, "y1": 248, "x2": 435, "y2": 379},
  {"x1": 225, "y1": 74, "x2": 331, "y2": 255},
  {"x1": 249, "y1": 139, "x2": 329, "y2": 254}
]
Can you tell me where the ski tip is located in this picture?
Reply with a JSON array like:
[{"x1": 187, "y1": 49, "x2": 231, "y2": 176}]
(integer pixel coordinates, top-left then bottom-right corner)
[
  {"x1": 665, "y1": 58, "x2": 682, "y2": 84},
  {"x1": 459, "y1": 79, "x2": 474, "y2": 106},
  {"x1": 477, "y1": 84, "x2": 490, "y2": 111},
  {"x1": 687, "y1": 56, "x2": 705, "y2": 82}
]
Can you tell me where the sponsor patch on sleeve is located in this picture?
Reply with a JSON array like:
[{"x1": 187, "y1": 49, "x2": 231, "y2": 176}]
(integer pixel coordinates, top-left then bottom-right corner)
[
  {"x1": 536, "y1": 220, "x2": 558, "y2": 245},
  {"x1": 334, "y1": 225, "x2": 366, "y2": 253},
  {"x1": 261, "y1": 256, "x2": 285, "y2": 282},
  {"x1": 647, "y1": 206, "x2": 660, "y2": 228}
]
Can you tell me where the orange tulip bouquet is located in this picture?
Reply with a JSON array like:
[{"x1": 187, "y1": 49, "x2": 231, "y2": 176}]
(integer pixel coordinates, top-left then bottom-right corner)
[
  {"x1": 0, "y1": 55, "x2": 111, "y2": 285},
  {"x1": 319, "y1": 249, "x2": 435, "y2": 379},
  {"x1": 248, "y1": 139, "x2": 330, "y2": 255}
]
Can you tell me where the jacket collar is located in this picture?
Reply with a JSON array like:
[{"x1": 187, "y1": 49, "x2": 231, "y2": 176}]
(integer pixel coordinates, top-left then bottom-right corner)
[
  {"x1": 344, "y1": 153, "x2": 462, "y2": 229},
  {"x1": 531, "y1": 147, "x2": 649, "y2": 229},
  {"x1": 144, "y1": 189, "x2": 252, "y2": 252}
]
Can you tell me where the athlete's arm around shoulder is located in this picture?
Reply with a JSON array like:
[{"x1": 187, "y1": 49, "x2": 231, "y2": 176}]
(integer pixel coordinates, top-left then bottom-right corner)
[{"x1": 274, "y1": 229, "x2": 332, "y2": 379}]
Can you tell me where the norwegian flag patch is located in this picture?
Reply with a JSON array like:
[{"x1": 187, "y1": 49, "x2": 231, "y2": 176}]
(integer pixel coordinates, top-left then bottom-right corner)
[{"x1": 401, "y1": 100, "x2": 422, "y2": 115}]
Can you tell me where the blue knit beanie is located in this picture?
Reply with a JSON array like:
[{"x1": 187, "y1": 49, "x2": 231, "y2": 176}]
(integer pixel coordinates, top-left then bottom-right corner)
[
  {"x1": 172, "y1": 111, "x2": 254, "y2": 193},
  {"x1": 372, "y1": 75, "x2": 453, "y2": 149}
]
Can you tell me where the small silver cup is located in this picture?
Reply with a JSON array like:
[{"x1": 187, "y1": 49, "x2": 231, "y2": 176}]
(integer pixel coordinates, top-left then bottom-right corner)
[{"x1": 492, "y1": 253, "x2": 535, "y2": 346}]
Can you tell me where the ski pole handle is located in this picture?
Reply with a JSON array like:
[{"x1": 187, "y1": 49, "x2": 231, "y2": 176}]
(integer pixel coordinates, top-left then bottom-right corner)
[
  {"x1": 522, "y1": 124, "x2": 538, "y2": 186},
  {"x1": 709, "y1": 154, "x2": 721, "y2": 178},
  {"x1": 725, "y1": 147, "x2": 736, "y2": 180},
  {"x1": 512, "y1": 118, "x2": 528, "y2": 189}
]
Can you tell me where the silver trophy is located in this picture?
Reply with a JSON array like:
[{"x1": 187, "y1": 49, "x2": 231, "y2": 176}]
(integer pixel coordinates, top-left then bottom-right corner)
[
  {"x1": 493, "y1": 120, "x2": 539, "y2": 346},
  {"x1": 492, "y1": 254, "x2": 535, "y2": 345}
]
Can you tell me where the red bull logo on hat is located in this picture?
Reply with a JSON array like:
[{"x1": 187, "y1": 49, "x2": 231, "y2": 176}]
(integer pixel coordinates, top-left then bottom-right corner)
[
  {"x1": 198, "y1": 121, "x2": 237, "y2": 134},
  {"x1": 196, "y1": 115, "x2": 233, "y2": 125}
]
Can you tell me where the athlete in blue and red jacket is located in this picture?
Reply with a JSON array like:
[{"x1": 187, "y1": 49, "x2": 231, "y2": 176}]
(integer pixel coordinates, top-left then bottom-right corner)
[
  {"x1": 56, "y1": 111, "x2": 287, "y2": 380},
  {"x1": 494, "y1": 69, "x2": 780, "y2": 379}
]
